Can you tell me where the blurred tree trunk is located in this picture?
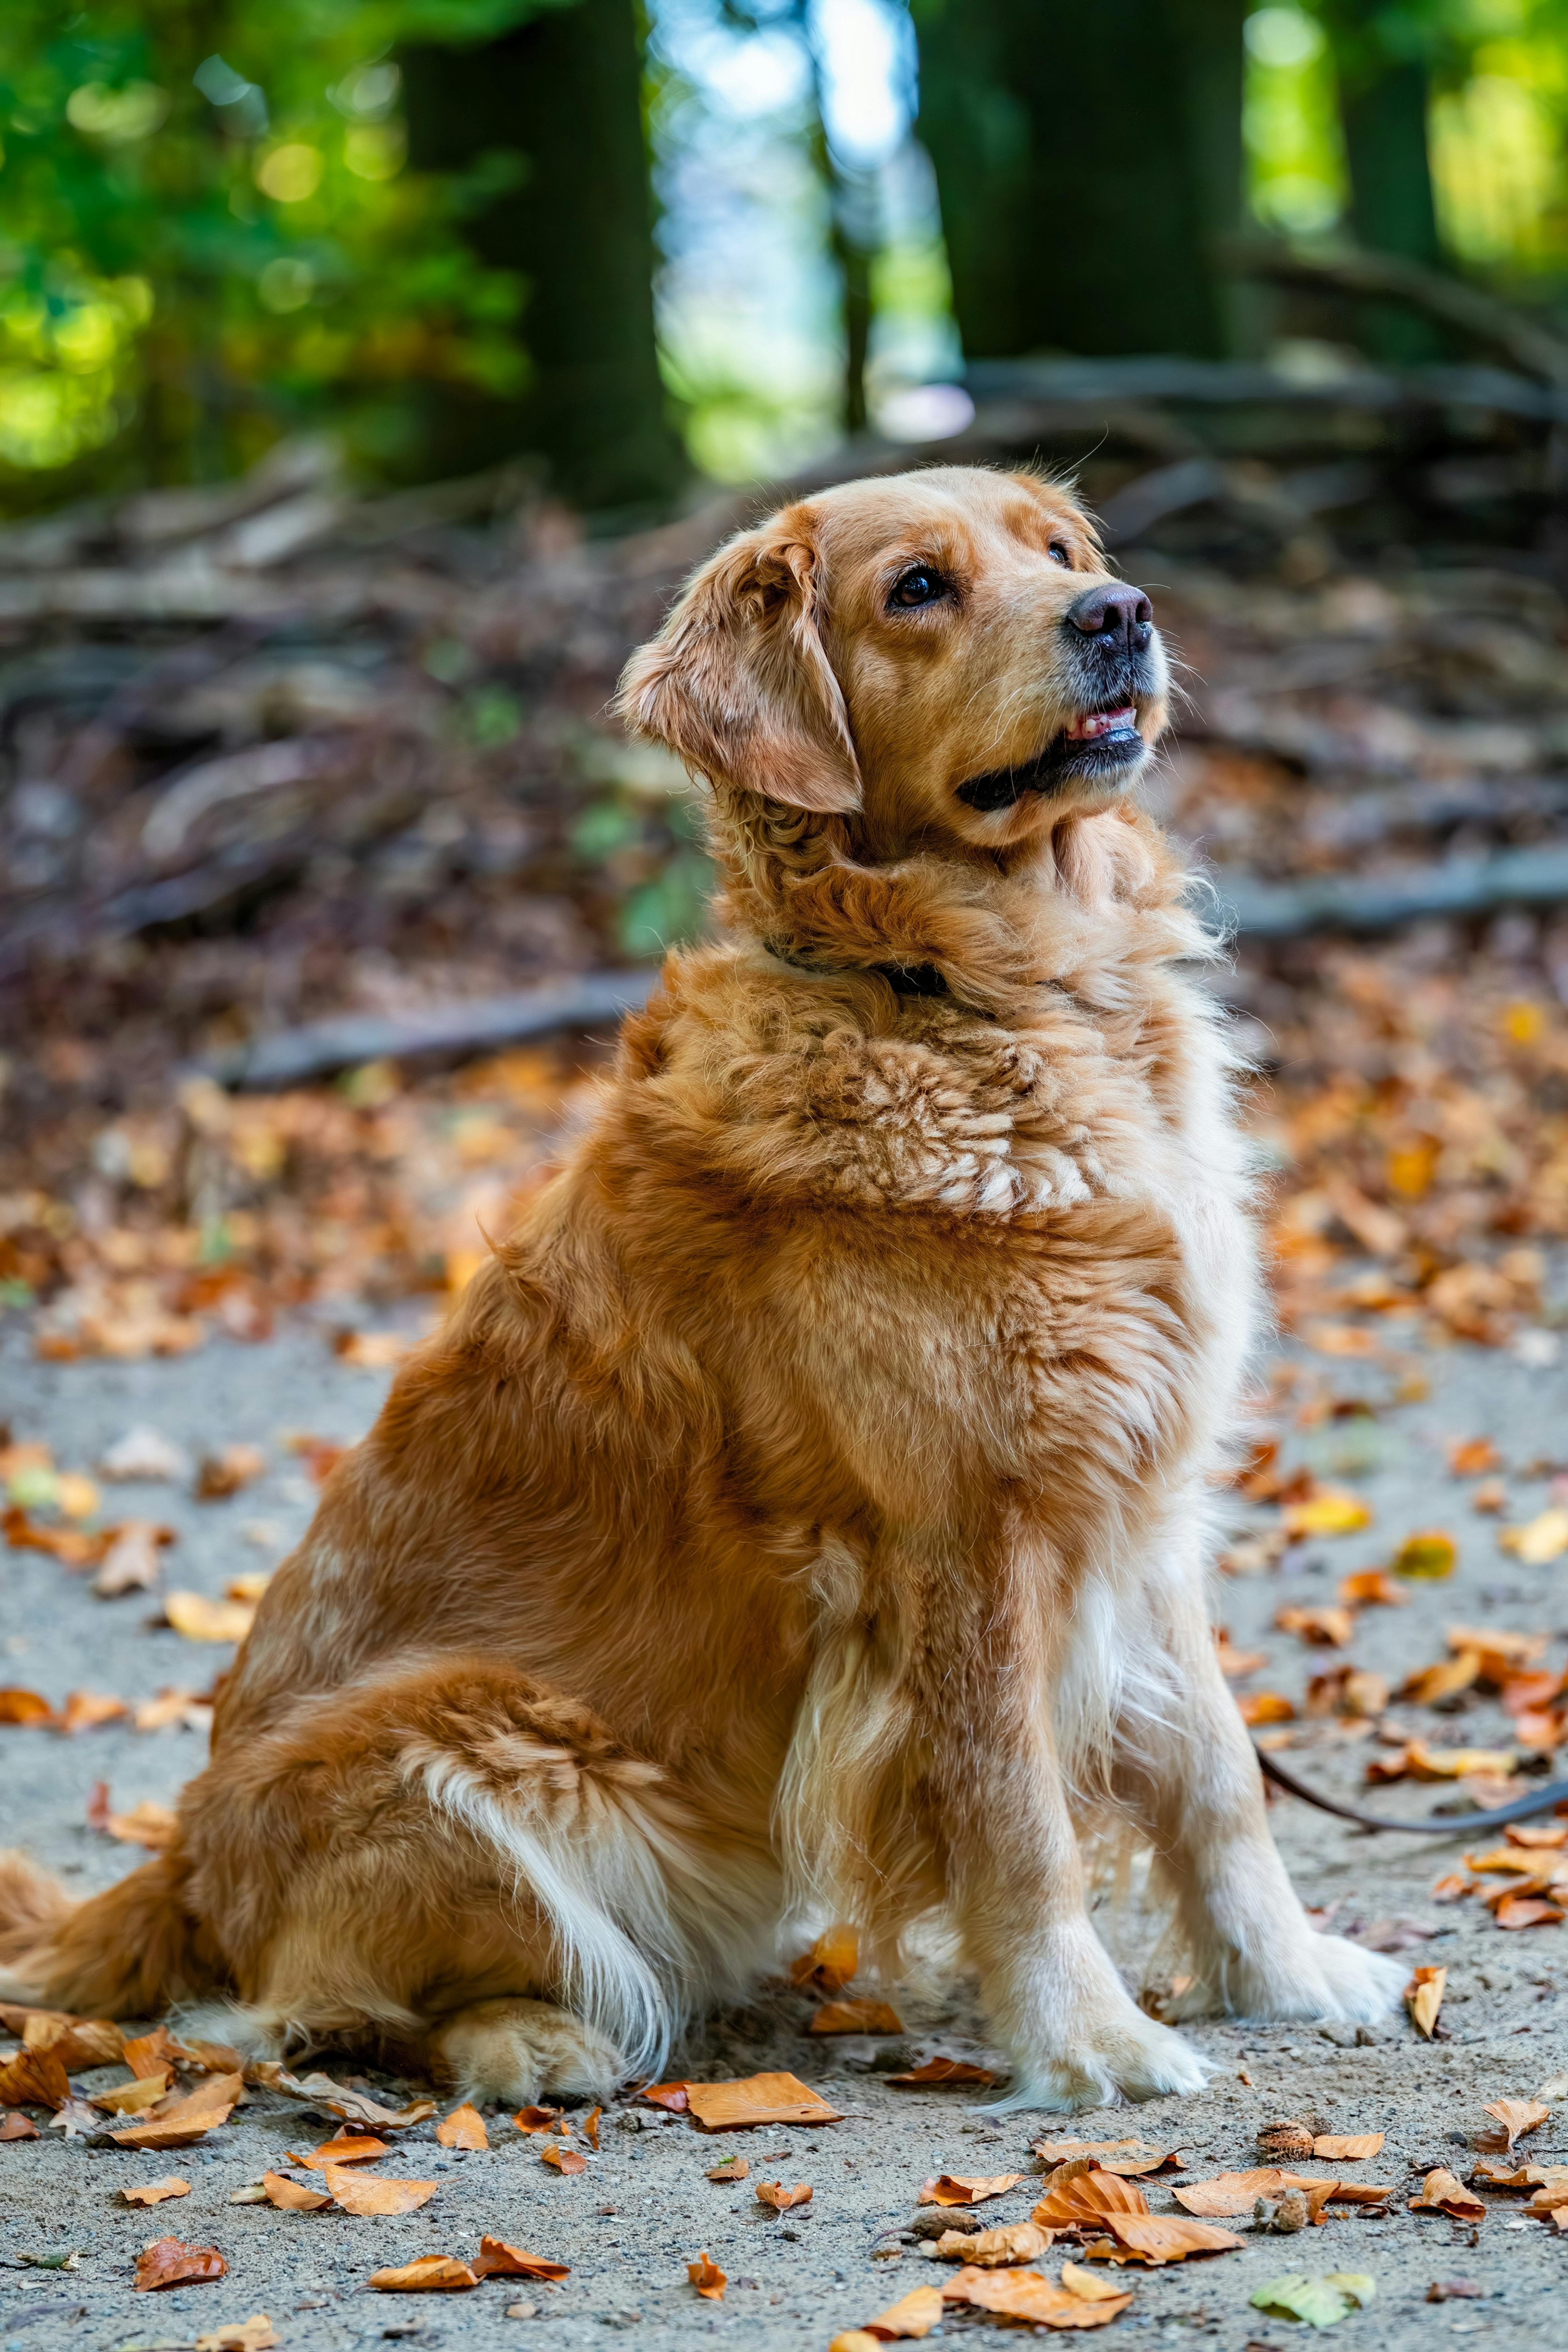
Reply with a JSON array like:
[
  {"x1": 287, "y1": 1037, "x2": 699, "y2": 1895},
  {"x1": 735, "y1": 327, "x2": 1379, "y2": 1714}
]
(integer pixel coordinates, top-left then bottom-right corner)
[
  {"x1": 910, "y1": 0, "x2": 1248, "y2": 361},
  {"x1": 401, "y1": 0, "x2": 683, "y2": 511},
  {"x1": 1325, "y1": 2, "x2": 1443, "y2": 362}
]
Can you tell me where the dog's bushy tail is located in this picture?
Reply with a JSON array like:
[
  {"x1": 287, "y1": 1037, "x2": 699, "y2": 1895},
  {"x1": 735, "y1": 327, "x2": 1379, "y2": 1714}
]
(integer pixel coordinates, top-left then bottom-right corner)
[{"x1": 0, "y1": 1848, "x2": 212, "y2": 2018}]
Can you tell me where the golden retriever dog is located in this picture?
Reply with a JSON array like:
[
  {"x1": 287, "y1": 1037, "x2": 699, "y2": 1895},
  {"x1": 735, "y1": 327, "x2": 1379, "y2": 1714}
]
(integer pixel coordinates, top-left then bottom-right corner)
[{"x1": 1, "y1": 466, "x2": 1405, "y2": 2109}]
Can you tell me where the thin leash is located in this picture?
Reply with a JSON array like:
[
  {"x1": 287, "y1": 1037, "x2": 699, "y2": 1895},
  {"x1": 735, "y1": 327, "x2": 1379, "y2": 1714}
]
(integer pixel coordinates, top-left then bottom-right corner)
[{"x1": 1255, "y1": 1740, "x2": 1568, "y2": 1834}]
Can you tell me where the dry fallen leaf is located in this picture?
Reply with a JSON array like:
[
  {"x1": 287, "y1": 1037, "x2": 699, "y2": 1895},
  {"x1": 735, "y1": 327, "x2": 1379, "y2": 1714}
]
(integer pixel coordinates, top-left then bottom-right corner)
[
  {"x1": 941, "y1": 2263, "x2": 1133, "y2": 2328},
  {"x1": 60, "y1": 1689, "x2": 129, "y2": 1733},
  {"x1": 134, "y1": 2237, "x2": 229, "y2": 2291},
  {"x1": 687, "y1": 2251, "x2": 725, "y2": 2301},
  {"x1": 1033, "y1": 2168, "x2": 1152, "y2": 2228},
  {"x1": 162, "y1": 1590, "x2": 256, "y2": 1644},
  {"x1": 1276, "y1": 1604, "x2": 1357, "y2": 1648},
  {"x1": 0, "y1": 2113, "x2": 39, "y2": 2140},
  {"x1": 933, "y1": 2222, "x2": 1054, "y2": 2267},
  {"x1": 435, "y1": 2102, "x2": 488, "y2": 2150},
  {"x1": 1402, "y1": 1652, "x2": 1481, "y2": 1707},
  {"x1": 683, "y1": 2071, "x2": 844, "y2": 2132},
  {"x1": 21, "y1": 2013, "x2": 123, "y2": 2067},
  {"x1": 920, "y1": 2172, "x2": 1022, "y2": 2207},
  {"x1": 1478, "y1": 2099, "x2": 1549, "y2": 2151},
  {"x1": 1393, "y1": 1530, "x2": 1459, "y2": 1580},
  {"x1": 0, "y1": 1688, "x2": 57, "y2": 1727},
  {"x1": 193, "y1": 2317, "x2": 277, "y2": 2352},
  {"x1": 321, "y1": 2163, "x2": 437, "y2": 2214},
  {"x1": 1408, "y1": 1965, "x2": 1448, "y2": 2039},
  {"x1": 807, "y1": 1998, "x2": 903, "y2": 2036},
  {"x1": 86, "y1": 1781, "x2": 180, "y2": 1850},
  {"x1": 263, "y1": 2067, "x2": 434, "y2": 2130},
  {"x1": 472, "y1": 2237, "x2": 570, "y2": 2282},
  {"x1": 109, "y1": 2072, "x2": 242, "y2": 2149},
  {"x1": 513, "y1": 2104, "x2": 566, "y2": 2133},
  {"x1": 885, "y1": 2058, "x2": 996, "y2": 2088},
  {"x1": 1337, "y1": 1569, "x2": 1407, "y2": 1608},
  {"x1": 368, "y1": 2257, "x2": 480, "y2": 2293},
  {"x1": 1500, "y1": 1509, "x2": 1568, "y2": 1566},
  {"x1": 292, "y1": 2134, "x2": 388, "y2": 2169},
  {"x1": 848, "y1": 2283, "x2": 945, "y2": 2340},
  {"x1": 1282, "y1": 1487, "x2": 1372, "y2": 1539},
  {"x1": 1410, "y1": 2168, "x2": 1485, "y2": 2220},
  {"x1": 1032, "y1": 2139, "x2": 1188, "y2": 2177},
  {"x1": 1240, "y1": 1691, "x2": 1296, "y2": 1725},
  {"x1": 1508, "y1": 1823, "x2": 1568, "y2": 1849},
  {"x1": 92, "y1": 2069, "x2": 173, "y2": 2114},
  {"x1": 1448, "y1": 1438, "x2": 1502, "y2": 1476},
  {"x1": 756, "y1": 2179, "x2": 813, "y2": 2211},
  {"x1": 583, "y1": 2106, "x2": 600, "y2": 2150},
  {"x1": 789, "y1": 1923, "x2": 859, "y2": 1994},
  {"x1": 539, "y1": 2143, "x2": 588, "y2": 2175},
  {"x1": 261, "y1": 2169, "x2": 332, "y2": 2212},
  {"x1": 121, "y1": 2177, "x2": 191, "y2": 2205},
  {"x1": 1313, "y1": 2135, "x2": 1384, "y2": 2160},
  {"x1": 94, "y1": 1521, "x2": 172, "y2": 1599},
  {"x1": 0, "y1": 2048, "x2": 70, "y2": 2109},
  {"x1": 706, "y1": 2156, "x2": 749, "y2": 2181},
  {"x1": 194, "y1": 1443, "x2": 267, "y2": 1500},
  {"x1": 1496, "y1": 1894, "x2": 1565, "y2": 1929}
]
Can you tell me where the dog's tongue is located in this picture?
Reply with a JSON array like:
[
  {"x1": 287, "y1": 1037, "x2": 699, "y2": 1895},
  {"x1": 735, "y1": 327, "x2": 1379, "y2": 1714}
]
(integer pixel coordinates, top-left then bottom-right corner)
[{"x1": 1065, "y1": 705, "x2": 1137, "y2": 742}]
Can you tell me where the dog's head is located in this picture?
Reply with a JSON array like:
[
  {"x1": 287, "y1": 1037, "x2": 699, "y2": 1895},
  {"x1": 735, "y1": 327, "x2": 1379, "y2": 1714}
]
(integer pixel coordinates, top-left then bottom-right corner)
[{"x1": 618, "y1": 466, "x2": 1168, "y2": 856}]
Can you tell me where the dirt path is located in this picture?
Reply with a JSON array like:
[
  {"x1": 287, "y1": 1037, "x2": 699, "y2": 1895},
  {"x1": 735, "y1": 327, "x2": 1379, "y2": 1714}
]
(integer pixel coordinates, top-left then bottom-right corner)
[{"x1": 2, "y1": 1314, "x2": 1566, "y2": 2350}]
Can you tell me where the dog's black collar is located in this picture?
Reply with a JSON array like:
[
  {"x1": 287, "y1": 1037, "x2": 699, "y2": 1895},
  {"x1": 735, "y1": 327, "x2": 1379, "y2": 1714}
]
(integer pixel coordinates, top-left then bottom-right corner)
[{"x1": 764, "y1": 938, "x2": 954, "y2": 1003}]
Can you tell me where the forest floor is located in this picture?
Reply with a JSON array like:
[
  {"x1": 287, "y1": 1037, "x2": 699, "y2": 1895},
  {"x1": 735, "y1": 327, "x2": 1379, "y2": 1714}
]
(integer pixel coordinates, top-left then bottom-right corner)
[{"x1": 2, "y1": 1293, "x2": 1567, "y2": 2352}]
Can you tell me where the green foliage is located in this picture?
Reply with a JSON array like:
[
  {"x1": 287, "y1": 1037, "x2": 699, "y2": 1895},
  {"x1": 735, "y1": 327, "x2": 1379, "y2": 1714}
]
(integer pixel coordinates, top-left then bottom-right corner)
[{"x1": 0, "y1": 0, "x2": 578, "y2": 502}]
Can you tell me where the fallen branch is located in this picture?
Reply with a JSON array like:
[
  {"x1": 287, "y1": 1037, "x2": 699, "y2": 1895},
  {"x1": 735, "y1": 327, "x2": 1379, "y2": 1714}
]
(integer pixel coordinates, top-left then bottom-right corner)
[
  {"x1": 203, "y1": 970, "x2": 662, "y2": 1090},
  {"x1": 1213, "y1": 844, "x2": 1568, "y2": 939}
]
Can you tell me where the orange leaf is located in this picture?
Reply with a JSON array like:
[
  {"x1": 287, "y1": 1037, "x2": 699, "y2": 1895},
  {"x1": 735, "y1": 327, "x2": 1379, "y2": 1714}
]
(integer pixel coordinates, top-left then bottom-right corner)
[
  {"x1": 885, "y1": 2058, "x2": 996, "y2": 2088},
  {"x1": 636, "y1": 2083, "x2": 688, "y2": 2113},
  {"x1": 109, "y1": 2072, "x2": 242, "y2": 2149},
  {"x1": 162, "y1": 1591, "x2": 256, "y2": 1644},
  {"x1": 368, "y1": 2258, "x2": 480, "y2": 2293},
  {"x1": 1401, "y1": 1652, "x2": 1480, "y2": 1706},
  {"x1": 292, "y1": 2135, "x2": 388, "y2": 2169},
  {"x1": 687, "y1": 2252, "x2": 726, "y2": 2301},
  {"x1": 1507, "y1": 1823, "x2": 1568, "y2": 1849},
  {"x1": 121, "y1": 2177, "x2": 191, "y2": 2205},
  {"x1": 1338, "y1": 1569, "x2": 1407, "y2": 1607},
  {"x1": 707, "y1": 2156, "x2": 749, "y2": 2180},
  {"x1": 855, "y1": 2283, "x2": 945, "y2": 2339},
  {"x1": 435, "y1": 2103, "x2": 488, "y2": 2150},
  {"x1": 134, "y1": 2238, "x2": 228, "y2": 2291},
  {"x1": 121, "y1": 2028, "x2": 177, "y2": 2079},
  {"x1": 323, "y1": 2165, "x2": 436, "y2": 2214},
  {"x1": 1076, "y1": 2216, "x2": 1243, "y2": 2264},
  {"x1": 684, "y1": 2072, "x2": 844, "y2": 2132},
  {"x1": 940, "y1": 2264, "x2": 1133, "y2": 2326},
  {"x1": 0, "y1": 2113, "x2": 39, "y2": 2139},
  {"x1": 1496, "y1": 1895, "x2": 1565, "y2": 1930},
  {"x1": 1313, "y1": 2134, "x2": 1384, "y2": 2160},
  {"x1": 1031, "y1": 2139, "x2": 1188, "y2": 2177},
  {"x1": 808, "y1": 1999, "x2": 903, "y2": 2036},
  {"x1": 0, "y1": 1688, "x2": 57, "y2": 1728},
  {"x1": 756, "y1": 2179, "x2": 813, "y2": 2210},
  {"x1": 1172, "y1": 2170, "x2": 1320, "y2": 2219},
  {"x1": 1408, "y1": 1965, "x2": 1447, "y2": 2038},
  {"x1": 583, "y1": 2106, "x2": 600, "y2": 2150},
  {"x1": 933, "y1": 2223, "x2": 1055, "y2": 2267},
  {"x1": 789, "y1": 1923, "x2": 858, "y2": 1994},
  {"x1": 1447, "y1": 1437, "x2": 1502, "y2": 1476},
  {"x1": 539, "y1": 2143, "x2": 588, "y2": 2175},
  {"x1": 28, "y1": 2015, "x2": 123, "y2": 2067},
  {"x1": 60, "y1": 1690, "x2": 129, "y2": 1733},
  {"x1": 1239, "y1": 1692, "x2": 1295, "y2": 1726},
  {"x1": 920, "y1": 2172, "x2": 1022, "y2": 2207},
  {"x1": 262, "y1": 2170, "x2": 332, "y2": 2212},
  {"x1": 472, "y1": 2237, "x2": 570, "y2": 2283},
  {"x1": 262, "y1": 2068, "x2": 434, "y2": 2131},
  {"x1": 0, "y1": 2048, "x2": 70, "y2": 2109},
  {"x1": 1410, "y1": 2167, "x2": 1485, "y2": 2219},
  {"x1": 1032, "y1": 2169, "x2": 1150, "y2": 2227},
  {"x1": 513, "y1": 2104, "x2": 566, "y2": 2133},
  {"x1": 1275, "y1": 1605, "x2": 1357, "y2": 1648},
  {"x1": 1478, "y1": 2099, "x2": 1549, "y2": 2152},
  {"x1": 92, "y1": 2069, "x2": 173, "y2": 2114}
]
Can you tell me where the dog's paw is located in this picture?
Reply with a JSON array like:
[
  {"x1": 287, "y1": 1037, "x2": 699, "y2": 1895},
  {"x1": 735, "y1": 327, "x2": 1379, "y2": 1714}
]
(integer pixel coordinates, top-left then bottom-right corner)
[
  {"x1": 1173, "y1": 1930, "x2": 1407, "y2": 2025},
  {"x1": 433, "y1": 1996, "x2": 624, "y2": 2105},
  {"x1": 988, "y1": 2008, "x2": 1212, "y2": 2114}
]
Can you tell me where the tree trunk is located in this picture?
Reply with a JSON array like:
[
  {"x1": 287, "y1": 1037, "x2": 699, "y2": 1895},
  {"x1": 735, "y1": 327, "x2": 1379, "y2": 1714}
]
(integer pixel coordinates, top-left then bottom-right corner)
[
  {"x1": 1328, "y1": 3, "x2": 1443, "y2": 363},
  {"x1": 401, "y1": 0, "x2": 683, "y2": 511},
  {"x1": 911, "y1": 0, "x2": 1249, "y2": 362}
]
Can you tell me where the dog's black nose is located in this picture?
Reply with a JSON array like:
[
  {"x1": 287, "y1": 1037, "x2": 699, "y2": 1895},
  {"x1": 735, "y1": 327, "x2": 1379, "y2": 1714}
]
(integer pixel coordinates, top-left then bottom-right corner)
[{"x1": 1067, "y1": 584, "x2": 1153, "y2": 650}]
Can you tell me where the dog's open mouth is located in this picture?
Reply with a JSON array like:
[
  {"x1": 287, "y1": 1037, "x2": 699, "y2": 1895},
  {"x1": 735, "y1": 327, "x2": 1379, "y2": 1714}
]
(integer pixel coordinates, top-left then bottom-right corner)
[{"x1": 956, "y1": 704, "x2": 1146, "y2": 812}]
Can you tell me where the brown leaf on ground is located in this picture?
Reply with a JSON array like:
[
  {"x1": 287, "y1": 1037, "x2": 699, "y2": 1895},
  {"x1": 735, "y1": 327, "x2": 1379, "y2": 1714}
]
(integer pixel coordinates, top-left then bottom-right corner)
[
  {"x1": 134, "y1": 2238, "x2": 229, "y2": 2291},
  {"x1": 1432, "y1": 1873, "x2": 1475, "y2": 1902},
  {"x1": 1401, "y1": 1653, "x2": 1481, "y2": 1706},
  {"x1": 1216, "y1": 1637, "x2": 1269, "y2": 1680},
  {"x1": 1506, "y1": 1823, "x2": 1568, "y2": 1849},
  {"x1": 512, "y1": 2105, "x2": 566, "y2": 2133},
  {"x1": 86, "y1": 1783, "x2": 180, "y2": 1849},
  {"x1": 1240, "y1": 1692, "x2": 1296, "y2": 1725},
  {"x1": 1172, "y1": 2171, "x2": 1336, "y2": 2220},
  {"x1": 940, "y1": 2264, "x2": 1133, "y2": 2327},
  {"x1": 850, "y1": 2283, "x2": 945, "y2": 2339},
  {"x1": 94, "y1": 1521, "x2": 172, "y2": 1599},
  {"x1": 0, "y1": 2048, "x2": 70, "y2": 2109},
  {"x1": 1526, "y1": 2175, "x2": 1568, "y2": 2215},
  {"x1": 789, "y1": 1924, "x2": 859, "y2": 1994},
  {"x1": 706, "y1": 2157, "x2": 749, "y2": 2181},
  {"x1": 582, "y1": 2106, "x2": 600, "y2": 2150},
  {"x1": 59, "y1": 1690, "x2": 129, "y2": 1733},
  {"x1": 194, "y1": 1444, "x2": 267, "y2": 1500},
  {"x1": 1448, "y1": 1438, "x2": 1502, "y2": 1476},
  {"x1": 0, "y1": 1688, "x2": 57, "y2": 1727},
  {"x1": 121, "y1": 2178, "x2": 191, "y2": 2205},
  {"x1": 263, "y1": 2067, "x2": 434, "y2": 2129},
  {"x1": 261, "y1": 2169, "x2": 332, "y2": 2212},
  {"x1": 472, "y1": 2237, "x2": 570, "y2": 2282},
  {"x1": 1276, "y1": 1604, "x2": 1357, "y2": 1647},
  {"x1": 687, "y1": 2252, "x2": 725, "y2": 2301},
  {"x1": 637, "y1": 2083, "x2": 688, "y2": 2113},
  {"x1": 292, "y1": 2135, "x2": 388, "y2": 2169},
  {"x1": 133, "y1": 1688, "x2": 214, "y2": 1734},
  {"x1": 1032, "y1": 2169, "x2": 1150, "y2": 2226},
  {"x1": 1338, "y1": 1570, "x2": 1407, "y2": 1608},
  {"x1": 435, "y1": 2102, "x2": 488, "y2": 2150},
  {"x1": 1408, "y1": 1965, "x2": 1448, "y2": 2038},
  {"x1": 1371, "y1": 1744, "x2": 1516, "y2": 1785},
  {"x1": 1032, "y1": 2140, "x2": 1188, "y2": 2177},
  {"x1": 3, "y1": 1507, "x2": 110, "y2": 1569},
  {"x1": 684, "y1": 2072, "x2": 844, "y2": 2132},
  {"x1": 539, "y1": 2144, "x2": 588, "y2": 2175},
  {"x1": 24, "y1": 2014, "x2": 123, "y2": 2067},
  {"x1": 1410, "y1": 2168, "x2": 1485, "y2": 2219},
  {"x1": 368, "y1": 2257, "x2": 480, "y2": 2293},
  {"x1": 194, "y1": 2316, "x2": 277, "y2": 2352},
  {"x1": 92, "y1": 2068, "x2": 173, "y2": 2114},
  {"x1": 161, "y1": 1591, "x2": 256, "y2": 1643},
  {"x1": 48, "y1": 2098, "x2": 102, "y2": 2138},
  {"x1": 1477, "y1": 2099, "x2": 1549, "y2": 2151},
  {"x1": 920, "y1": 2172, "x2": 1022, "y2": 2208},
  {"x1": 0, "y1": 2113, "x2": 39, "y2": 2140},
  {"x1": 1306, "y1": 1665, "x2": 1391, "y2": 1719},
  {"x1": 1075, "y1": 2216, "x2": 1243, "y2": 2264},
  {"x1": 934, "y1": 2223, "x2": 1055, "y2": 2266},
  {"x1": 109, "y1": 2072, "x2": 242, "y2": 2148},
  {"x1": 1496, "y1": 1894, "x2": 1565, "y2": 1929},
  {"x1": 1313, "y1": 2134, "x2": 1384, "y2": 2160},
  {"x1": 321, "y1": 2163, "x2": 437, "y2": 2213},
  {"x1": 756, "y1": 2180, "x2": 813, "y2": 2211},
  {"x1": 807, "y1": 1999, "x2": 903, "y2": 2035},
  {"x1": 884, "y1": 2058, "x2": 996, "y2": 2088},
  {"x1": 1472, "y1": 1479, "x2": 1508, "y2": 1514}
]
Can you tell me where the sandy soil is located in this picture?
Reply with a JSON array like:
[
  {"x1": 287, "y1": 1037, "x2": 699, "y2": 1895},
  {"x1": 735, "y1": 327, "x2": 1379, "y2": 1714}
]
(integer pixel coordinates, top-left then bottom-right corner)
[{"x1": 2, "y1": 1313, "x2": 1566, "y2": 2351}]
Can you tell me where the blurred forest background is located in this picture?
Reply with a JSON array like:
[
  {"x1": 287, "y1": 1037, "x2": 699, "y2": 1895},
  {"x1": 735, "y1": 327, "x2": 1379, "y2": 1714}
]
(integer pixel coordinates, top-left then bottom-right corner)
[{"x1": 3, "y1": 0, "x2": 1568, "y2": 1379}]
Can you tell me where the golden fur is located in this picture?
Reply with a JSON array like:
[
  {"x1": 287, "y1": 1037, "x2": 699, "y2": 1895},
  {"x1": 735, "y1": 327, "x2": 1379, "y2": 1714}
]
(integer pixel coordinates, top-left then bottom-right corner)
[{"x1": 0, "y1": 467, "x2": 1404, "y2": 2108}]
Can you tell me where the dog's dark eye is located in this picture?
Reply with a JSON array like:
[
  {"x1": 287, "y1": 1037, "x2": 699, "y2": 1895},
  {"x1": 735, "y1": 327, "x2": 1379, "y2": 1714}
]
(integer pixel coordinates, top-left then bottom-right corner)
[
  {"x1": 889, "y1": 566, "x2": 948, "y2": 609},
  {"x1": 1048, "y1": 541, "x2": 1071, "y2": 567}
]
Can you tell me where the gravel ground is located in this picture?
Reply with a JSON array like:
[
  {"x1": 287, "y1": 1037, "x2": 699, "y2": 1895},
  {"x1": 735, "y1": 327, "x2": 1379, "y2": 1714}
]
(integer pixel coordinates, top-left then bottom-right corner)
[{"x1": 2, "y1": 1312, "x2": 1567, "y2": 2352}]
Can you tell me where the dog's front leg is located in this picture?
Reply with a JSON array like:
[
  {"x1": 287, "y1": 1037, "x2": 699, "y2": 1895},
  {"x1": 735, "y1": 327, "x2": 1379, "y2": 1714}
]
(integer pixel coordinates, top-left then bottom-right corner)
[{"x1": 930, "y1": 1639, "x2": 1210, "y2": 2112}]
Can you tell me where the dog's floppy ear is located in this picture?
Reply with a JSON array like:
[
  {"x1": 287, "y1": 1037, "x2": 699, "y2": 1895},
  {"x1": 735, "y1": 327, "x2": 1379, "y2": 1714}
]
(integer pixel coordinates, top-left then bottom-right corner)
[{"x1": 617, "y1": 508, "x2": 862, "y2": 814}]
